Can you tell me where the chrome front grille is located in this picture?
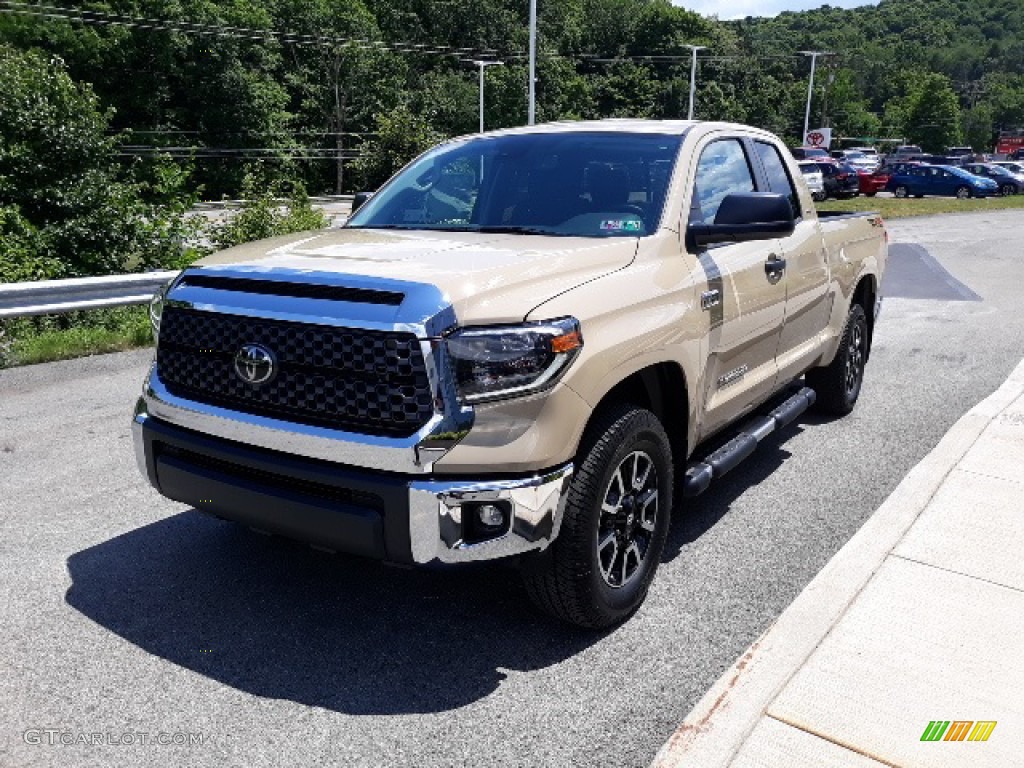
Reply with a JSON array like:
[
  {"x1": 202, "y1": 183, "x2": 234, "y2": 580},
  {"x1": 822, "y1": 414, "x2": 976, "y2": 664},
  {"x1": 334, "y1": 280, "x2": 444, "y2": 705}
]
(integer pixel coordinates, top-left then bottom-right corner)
[{"x1": 156, "y1": 307, "x2": 434, "y2": 437}]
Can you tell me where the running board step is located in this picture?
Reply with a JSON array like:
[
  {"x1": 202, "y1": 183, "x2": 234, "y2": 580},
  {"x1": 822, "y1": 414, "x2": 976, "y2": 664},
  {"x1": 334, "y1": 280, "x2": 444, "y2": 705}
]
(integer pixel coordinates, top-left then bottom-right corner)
[{"x1": 682, "y1": 387, "x2": 816, "y2": 498}]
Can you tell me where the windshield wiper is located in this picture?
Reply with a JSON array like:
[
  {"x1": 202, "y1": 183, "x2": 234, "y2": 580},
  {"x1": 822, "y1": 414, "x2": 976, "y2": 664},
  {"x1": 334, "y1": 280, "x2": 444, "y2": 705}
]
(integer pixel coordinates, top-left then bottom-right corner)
[
  {"x1": 346, "y1": 224, "x2": 575, "y2": 236},
  {"x1": 473, "y1": 225, "x2": 571, "y2": 236},
  {"x1": 345, "y1": 224, "x2": 418, "y2": 230}
]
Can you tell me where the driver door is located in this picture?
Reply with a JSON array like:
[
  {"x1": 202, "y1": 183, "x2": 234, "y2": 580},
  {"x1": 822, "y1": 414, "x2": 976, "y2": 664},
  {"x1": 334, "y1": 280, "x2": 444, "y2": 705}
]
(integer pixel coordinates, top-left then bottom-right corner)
[{"x1": 689, "y1": 138, "x2": 787, "y2": 439}]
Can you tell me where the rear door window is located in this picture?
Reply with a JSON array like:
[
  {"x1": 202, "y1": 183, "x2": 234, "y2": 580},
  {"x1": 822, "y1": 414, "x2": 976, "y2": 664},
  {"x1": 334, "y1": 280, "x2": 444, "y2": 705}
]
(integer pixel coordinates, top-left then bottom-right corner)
[
  {"x1": 690, "y1": 140, "x2": 756, "y2": 225},
  {"x1": 754, "y1": 141, "x2": 799, "y2": 217}
]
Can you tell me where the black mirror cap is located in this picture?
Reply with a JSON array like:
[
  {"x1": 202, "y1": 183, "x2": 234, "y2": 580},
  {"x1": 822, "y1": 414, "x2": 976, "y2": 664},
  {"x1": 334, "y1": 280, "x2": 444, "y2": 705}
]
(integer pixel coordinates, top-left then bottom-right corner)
[
  {"x1": 688, "y1": 192, "x2": 796, "y2": 249},
  {"x1": 351, "y1": 191, "x2": 374, "y2": 214}
]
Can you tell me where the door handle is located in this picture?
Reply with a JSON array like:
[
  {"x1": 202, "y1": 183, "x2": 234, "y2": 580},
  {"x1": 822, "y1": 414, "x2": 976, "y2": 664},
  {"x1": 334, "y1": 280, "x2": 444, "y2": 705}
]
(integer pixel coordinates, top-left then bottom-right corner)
[{"x1": 765, "y1": 254, "x2": 786, "y2": 284}]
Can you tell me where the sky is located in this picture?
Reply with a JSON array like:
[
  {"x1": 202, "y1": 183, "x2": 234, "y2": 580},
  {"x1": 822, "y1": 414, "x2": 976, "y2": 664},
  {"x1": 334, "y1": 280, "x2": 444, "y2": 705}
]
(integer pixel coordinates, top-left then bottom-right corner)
[{"x1": 675, "y1": 0, "x2": 877, "y2": 21}]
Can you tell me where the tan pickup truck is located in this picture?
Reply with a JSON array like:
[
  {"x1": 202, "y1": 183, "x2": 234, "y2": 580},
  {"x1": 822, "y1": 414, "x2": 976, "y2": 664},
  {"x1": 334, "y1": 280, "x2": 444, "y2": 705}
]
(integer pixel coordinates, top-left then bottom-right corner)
[{"x1": 134, "y1": 120, "x2": 887, "y2": 628}]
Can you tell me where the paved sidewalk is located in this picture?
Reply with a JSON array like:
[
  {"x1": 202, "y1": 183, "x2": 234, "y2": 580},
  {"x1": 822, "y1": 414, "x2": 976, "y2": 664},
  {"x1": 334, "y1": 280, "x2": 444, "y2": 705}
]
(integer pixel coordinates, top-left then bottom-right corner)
[{"x1": 652, "y1": 359, "x2": 1024, "y2": 768}]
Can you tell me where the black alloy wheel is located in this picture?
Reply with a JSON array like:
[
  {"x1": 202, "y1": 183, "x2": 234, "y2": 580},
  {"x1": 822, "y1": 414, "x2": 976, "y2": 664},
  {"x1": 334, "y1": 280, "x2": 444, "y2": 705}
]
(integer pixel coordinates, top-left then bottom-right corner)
[
  {"x1": 843, "y1": 316, "x2": 866, "y2": 402},
  {"x1": 522, "y1": 405, "x2": 673, "y2": 629},
  {"x1": 596, "y1": 450, "x2": 659, "y2": 589},
  {"x1": 807, "y1": 302, "x2": 869, "y2": 416}
]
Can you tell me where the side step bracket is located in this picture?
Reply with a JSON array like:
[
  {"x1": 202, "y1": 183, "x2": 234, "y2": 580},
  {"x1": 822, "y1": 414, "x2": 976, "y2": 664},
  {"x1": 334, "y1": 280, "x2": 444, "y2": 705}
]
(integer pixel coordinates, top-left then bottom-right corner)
[{"x1": 682, "y1": 387, "x2": 816, "y2": 498}]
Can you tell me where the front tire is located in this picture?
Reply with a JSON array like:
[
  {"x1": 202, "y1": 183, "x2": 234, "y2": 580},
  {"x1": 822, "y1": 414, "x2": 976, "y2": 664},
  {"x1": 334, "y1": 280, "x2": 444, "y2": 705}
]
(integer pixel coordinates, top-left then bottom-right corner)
[
  {"x1": 894, "y1": 185, "x2": 909, "y2": 198},
  {"x1": 523, "y1": 406, "x2": 673, "y2": 629},
  {"x1": 806, "y1": 303, "x2": 869, "y2": 416},
  {"x1": 955, "y1": 185, "x2": 971, "y2": 199}
]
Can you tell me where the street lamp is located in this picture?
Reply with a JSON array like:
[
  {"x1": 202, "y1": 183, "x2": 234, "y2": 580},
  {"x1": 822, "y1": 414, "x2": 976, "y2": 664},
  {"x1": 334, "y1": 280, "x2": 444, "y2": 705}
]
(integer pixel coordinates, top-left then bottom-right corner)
[
  {"x1": 799, "y1": 50, "x2": 832, "y2": 142},
  {"x1": 472, "y1": 60, "x2": 504, "y2": 133},
  {"x1": 683, "y1": 45, "x2": 707, "y2": 120},
  {"x1": 528, "y1": 0, "x2": 537, "y2": 124}
]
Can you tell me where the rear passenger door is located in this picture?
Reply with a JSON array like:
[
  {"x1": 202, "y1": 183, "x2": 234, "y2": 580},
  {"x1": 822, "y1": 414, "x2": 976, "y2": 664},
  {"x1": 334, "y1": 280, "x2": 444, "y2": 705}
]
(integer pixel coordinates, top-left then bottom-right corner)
[
  {"x1": 907, "y1": 167, "x2": 928, "y2": 195},
  {"x1": 751, "y1": 140, "x2": 830, "y2": 382},
  {"x1": 688, "y1": 137, "x2": 787, "y2": 438}
]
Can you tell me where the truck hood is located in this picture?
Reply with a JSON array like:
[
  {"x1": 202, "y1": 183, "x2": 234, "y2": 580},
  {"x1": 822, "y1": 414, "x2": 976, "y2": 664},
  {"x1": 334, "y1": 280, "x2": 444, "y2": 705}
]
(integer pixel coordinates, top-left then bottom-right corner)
[{"x1": 193, "y1": 228, "x2": 638, "y2": 324}]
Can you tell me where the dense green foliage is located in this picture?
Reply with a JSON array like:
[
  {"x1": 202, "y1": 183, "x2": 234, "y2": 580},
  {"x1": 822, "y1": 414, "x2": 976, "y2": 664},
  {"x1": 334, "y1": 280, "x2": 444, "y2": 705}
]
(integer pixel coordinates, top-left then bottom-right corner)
[
  {"x1": 2, "y1": 0, "x2": 1023, "y2": 228},
  {"x1": 0, "y1": 44, "x2": 196, "y2": 281},
  {"x1": 735, "y1": 0, "x2": 1024, "y2": 151},
  {"x1": 210, "y1": 180, "x2": 327, "y2": 250}
]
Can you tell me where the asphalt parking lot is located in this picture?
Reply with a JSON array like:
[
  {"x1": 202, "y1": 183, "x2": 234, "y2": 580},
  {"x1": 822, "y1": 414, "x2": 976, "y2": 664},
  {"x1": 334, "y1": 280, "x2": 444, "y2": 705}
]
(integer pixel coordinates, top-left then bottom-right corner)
[{"x1": 2, "y1": 209, "x2": 1023, "y2": 768}]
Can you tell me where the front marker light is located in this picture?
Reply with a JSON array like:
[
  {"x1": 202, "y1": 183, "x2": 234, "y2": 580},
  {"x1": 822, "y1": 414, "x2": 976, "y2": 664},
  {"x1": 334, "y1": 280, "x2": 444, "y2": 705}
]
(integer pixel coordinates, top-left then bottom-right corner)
[
  {"x1": 445, "y1": 317, "x2": 583, "y2": 404},
  {"x1": 148, "y1": 278, "x2": 175, "y2": 340}
]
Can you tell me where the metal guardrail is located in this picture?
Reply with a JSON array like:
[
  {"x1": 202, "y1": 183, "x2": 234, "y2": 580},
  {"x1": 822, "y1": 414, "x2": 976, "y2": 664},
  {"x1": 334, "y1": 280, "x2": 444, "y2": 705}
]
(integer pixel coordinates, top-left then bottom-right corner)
[{"x1": 0, "y1": 271, "x2": 178, "y2": 319}]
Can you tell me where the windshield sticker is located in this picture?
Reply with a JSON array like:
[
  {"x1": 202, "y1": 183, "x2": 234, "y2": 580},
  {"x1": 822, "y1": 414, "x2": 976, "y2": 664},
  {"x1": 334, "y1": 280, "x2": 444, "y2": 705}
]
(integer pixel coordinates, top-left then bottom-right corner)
[{"x1": 600, "y1": 219, "x2": 643, "y2": 232}]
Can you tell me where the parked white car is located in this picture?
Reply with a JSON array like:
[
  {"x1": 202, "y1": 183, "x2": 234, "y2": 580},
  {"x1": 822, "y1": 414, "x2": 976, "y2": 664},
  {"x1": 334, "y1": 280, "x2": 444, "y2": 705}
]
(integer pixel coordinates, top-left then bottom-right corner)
[
  {"x1": 850, "y1": 147, "x2": 880, "y2": 161},
  {"x1": 993, "y1": 160, "x2": 1024, "y2": 176},
  {"x1": 831, "y1": 149, "x2": 878, "y2": 172},
  {"x1": 799, "y1": 160, "x2": 827, "y2": 201}
]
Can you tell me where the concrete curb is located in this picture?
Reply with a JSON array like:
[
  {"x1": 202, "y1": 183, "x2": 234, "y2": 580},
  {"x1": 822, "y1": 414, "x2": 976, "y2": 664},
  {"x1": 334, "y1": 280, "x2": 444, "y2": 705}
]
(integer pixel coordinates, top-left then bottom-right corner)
[{"x1": 651, "y1": 358, "x2": 1024, "y2": 768}]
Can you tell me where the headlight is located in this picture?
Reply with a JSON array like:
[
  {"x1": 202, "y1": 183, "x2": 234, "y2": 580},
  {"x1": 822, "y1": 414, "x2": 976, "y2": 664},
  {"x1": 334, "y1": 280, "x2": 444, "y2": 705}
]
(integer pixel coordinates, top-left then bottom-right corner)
[{"x1": 445, "y1": 317, "x2": 583, "y2": 404}]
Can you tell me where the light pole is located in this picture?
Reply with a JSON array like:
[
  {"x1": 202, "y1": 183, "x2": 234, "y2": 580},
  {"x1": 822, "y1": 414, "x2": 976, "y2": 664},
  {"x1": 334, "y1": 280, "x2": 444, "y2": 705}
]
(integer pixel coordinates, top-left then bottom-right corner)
[
  {"x1": 528, "y1": 0, "x2": 537, "y2": 124},
  {"x1": 473, "y1": 60, "x2": 503, "y2": 133},
  {"x1": 683, "y1": 45, "x2": 707, "y2": 120},
  {"x1": 799, "y1": 50, "x2": 832, "y2": 142}
]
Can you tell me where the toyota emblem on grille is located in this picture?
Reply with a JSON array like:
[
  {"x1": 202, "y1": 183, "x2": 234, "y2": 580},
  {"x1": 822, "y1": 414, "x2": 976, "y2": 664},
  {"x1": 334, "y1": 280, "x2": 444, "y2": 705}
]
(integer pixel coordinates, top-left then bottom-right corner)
[{"x1": 234, "y1": 343, "x2": 276, "y2": 385}]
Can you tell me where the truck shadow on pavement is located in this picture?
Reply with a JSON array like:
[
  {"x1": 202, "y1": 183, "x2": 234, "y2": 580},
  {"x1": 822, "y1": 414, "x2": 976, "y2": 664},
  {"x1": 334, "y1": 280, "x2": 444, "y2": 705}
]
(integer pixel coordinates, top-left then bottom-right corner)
[
  {"x1": 662, "y1": 422, "x2": 802, "y2": 561},
  {"x1": 65, "y1": 515, "x2": 599, "y2": 715}
]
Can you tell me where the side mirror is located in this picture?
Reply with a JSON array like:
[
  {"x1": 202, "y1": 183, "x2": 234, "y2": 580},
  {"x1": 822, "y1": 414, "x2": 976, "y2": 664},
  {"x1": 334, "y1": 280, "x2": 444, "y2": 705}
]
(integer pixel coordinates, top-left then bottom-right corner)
[
  {"x1": 351, "y1": 191, "x2": 374, "y2": 214},
  {"x1": 688, "y1": 192, "x2": 795, "y2": 249}
]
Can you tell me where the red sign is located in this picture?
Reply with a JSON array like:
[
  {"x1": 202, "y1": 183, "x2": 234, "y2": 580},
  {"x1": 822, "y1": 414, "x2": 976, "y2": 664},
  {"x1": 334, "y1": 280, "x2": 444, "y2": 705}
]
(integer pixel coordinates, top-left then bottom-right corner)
[
  {"x1": 806, "y1": 131, "x2": 826, "y2": 147},
  {"x1": 996, "y1": 135, "x2": 1024, "y2": 155}
]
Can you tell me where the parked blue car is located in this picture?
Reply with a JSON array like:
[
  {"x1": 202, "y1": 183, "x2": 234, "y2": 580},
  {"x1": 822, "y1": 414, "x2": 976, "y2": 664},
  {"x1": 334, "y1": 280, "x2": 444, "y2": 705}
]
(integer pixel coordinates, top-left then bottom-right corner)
[
  {"x1": 962, "y1": 163, "x2": 1024, "y2": 195},
  {"x1": 886, "y1": 164, "x2": 998, "y2": 199}
]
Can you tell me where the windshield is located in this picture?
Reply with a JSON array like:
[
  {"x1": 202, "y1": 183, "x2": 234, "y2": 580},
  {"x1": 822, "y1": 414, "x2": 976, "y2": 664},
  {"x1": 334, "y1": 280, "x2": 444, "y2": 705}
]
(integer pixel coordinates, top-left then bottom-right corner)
[{"x1": 347, "y1": 131, "x2": 683, "y2": 238}]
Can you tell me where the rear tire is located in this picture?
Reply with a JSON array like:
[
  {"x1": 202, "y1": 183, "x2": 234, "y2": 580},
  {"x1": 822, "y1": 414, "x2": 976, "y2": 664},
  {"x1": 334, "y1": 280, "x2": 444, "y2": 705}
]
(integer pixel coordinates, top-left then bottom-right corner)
[
  {"x1": 523, "y1": 405, "x2": 673, "y2": 629},
  {"x1": 894, "y1": 185, "x2": 909, "y2": 198},
  {"x1": 1000, "y1": 184, "x2": 1016, "y2": 196},
  {"x1": 807, "y1": 303, "x2": 868, "y2": 417},
  {"x1": 955, "y1": 185, "x2": 971, "y2": 199}
]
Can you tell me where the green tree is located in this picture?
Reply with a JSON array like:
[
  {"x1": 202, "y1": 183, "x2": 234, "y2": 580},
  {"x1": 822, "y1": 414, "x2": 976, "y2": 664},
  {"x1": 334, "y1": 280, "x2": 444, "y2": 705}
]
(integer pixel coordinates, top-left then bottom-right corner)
[
  {"x1": 351, "y1": 105, "x2": 443, "y2": 190},
  {"x1": 905, "y1": 73, "x2": 963, "y2": 152},
  {"x1": 276, "y1": 0, "x2": 407, "y2": 194},
  {"x1": 210, "y1": 177, "x2": 327, "y2": 250},
  {"x1": 0, "y1": 206, "x2": 53, "y2": 282},
  {"x1": 0, "y1": 45, "x2": 190, "y2": 279},
  {"x1": 962, "y1": 104, "x2": 994, "y2": 152}
]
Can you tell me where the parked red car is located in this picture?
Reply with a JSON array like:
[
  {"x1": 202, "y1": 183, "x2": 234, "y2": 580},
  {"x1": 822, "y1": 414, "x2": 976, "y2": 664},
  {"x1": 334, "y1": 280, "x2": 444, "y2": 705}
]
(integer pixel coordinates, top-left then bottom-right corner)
[{"x1": 858, "y1": 168, "x2": 889, "y2": 196}]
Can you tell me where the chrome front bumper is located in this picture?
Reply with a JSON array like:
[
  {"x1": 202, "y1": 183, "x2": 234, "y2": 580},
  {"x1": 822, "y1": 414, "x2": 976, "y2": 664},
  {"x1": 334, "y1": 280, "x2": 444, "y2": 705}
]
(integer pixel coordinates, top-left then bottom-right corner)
[
  {"x1": 133, "y1": 404, "x2": 572, "y2": 565},
  {"x1": 407, "y1": 464, "x2": 573, "y2": 564}
]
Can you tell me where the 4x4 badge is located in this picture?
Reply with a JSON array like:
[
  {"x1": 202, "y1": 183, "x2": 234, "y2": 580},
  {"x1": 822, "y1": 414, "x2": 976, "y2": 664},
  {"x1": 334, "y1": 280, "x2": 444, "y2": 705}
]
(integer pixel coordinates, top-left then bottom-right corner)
[{"x1": 233, "y1": 343, "x2": 276, "y2": 385}]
